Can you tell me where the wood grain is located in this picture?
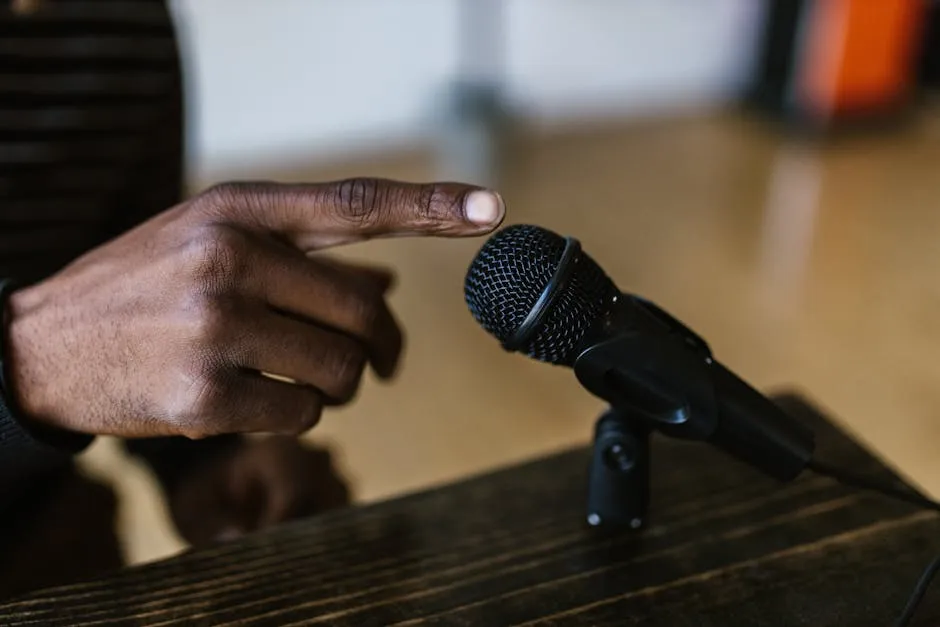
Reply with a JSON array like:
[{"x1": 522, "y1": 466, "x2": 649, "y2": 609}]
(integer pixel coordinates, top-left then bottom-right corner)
[{"x1": 3, "y1": 392, "x2": 938, "y2": 625}]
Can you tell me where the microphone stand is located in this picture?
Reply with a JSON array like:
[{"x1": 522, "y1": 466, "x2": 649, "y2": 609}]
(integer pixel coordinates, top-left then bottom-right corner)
[{"x1": 586, "y1": 406, "x2": 652, "y2": 530}]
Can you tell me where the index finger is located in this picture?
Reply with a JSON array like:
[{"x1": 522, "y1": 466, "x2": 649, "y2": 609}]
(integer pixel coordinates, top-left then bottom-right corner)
[{"x1": 196, "y1": 178, "x2": 505, "y2": 250}]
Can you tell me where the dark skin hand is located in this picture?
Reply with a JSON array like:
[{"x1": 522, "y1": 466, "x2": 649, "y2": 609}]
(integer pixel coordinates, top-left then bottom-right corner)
[
  {"x1": 5, "y1": 178, "x2": 505, "y2": 440},
  {"x1": 169, "y1": 436, "x2": 351, "y2": 547}
]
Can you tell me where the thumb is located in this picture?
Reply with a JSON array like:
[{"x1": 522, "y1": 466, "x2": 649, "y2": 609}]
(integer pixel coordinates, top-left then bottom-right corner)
[{"x1": 194, "y1": 178, "x2": 506, "y2": 251}]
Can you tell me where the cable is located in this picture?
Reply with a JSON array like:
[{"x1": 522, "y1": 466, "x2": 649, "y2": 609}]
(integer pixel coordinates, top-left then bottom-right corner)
[
  {"x1": 893, "y1": 557, "x2": 940, "y2": 627},
  {"x1": 807, "y1": 460, "x2": 940, "y2": 513},
  {"x1": 805, "y1": 459, "x2": 940, "y2": 626}
]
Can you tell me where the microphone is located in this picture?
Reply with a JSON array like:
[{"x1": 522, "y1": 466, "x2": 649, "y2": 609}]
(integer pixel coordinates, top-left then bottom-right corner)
[{"x1": 463, "y1": 224, "x2": 815, "y2": 482}]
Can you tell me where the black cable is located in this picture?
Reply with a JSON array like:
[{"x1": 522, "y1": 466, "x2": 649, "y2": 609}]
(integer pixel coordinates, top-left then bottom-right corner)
[
  {"x1": 805, "y1": 459, "x2": 940, "y2": 626},
  {"x1": 893, "y1": 557, "x2": 940, "y2": 627},
  {"x1": 807, "y1": 459, "x2": 940, "y2": 513}
]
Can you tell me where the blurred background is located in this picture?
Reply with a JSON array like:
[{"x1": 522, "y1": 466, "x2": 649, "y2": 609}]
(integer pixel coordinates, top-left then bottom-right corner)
[{"x1": 79, "y1": 0, "x2": 940, "y2": 566}]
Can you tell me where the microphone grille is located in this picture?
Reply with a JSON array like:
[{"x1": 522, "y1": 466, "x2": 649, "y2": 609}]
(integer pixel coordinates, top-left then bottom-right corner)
[{"x1": 464, "y1": 224, "x2": 616, "y2": 365}]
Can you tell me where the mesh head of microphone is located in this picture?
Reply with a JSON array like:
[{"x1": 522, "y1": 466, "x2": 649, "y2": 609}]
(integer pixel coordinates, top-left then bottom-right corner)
[{"x1": 463, "y1": 224, "x2": 616, "y2": 366}]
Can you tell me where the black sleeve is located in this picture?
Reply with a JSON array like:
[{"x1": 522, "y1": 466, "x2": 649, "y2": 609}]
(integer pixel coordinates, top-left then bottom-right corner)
[{"x1": 0, "y1": 394, "x2": 94, "y2": 508}]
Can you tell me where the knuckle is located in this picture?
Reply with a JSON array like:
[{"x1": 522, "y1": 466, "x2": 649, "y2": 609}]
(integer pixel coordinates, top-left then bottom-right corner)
[
  {"x1": 175, "y1": 423, "x2": 212, "y2": 441},
  {"x1": 345, "y1": 288, "x2": 382, "y2": 335},
  {"x1": 182, "y1": 225, "x2": 249, "y2": 292},
  {"x1": 191, "y1": 372, "x2": 239, "y2": 433},
  {"x1": 416, "y1": 183, "x2": 460, "y2": 226},
  {"x1": 200, "y1": 181, "x2": 257, "y2": 211},
  {"x1": 162, "y1": 374, "x2": 226, "y2": 439},
  {"x1": 293, "y1": 330, "x2": 364, "y2": 404},
  {"x1": 327, "y1": 341, "x2": 366, "y2": 398},
  {"x1": 288, "y1": 394, "x2": 324, "y2": 435},
  {"x1": 417, "y1": 184, "x2": 436, "y2": 220},
  {"x1": 331, "y1": 178, "x2": 386, "y2": 226}
]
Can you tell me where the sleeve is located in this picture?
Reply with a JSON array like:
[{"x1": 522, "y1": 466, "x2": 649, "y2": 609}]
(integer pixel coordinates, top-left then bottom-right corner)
[{"x1": 0, "y1": 398, "x2": 93, "y2": 506}]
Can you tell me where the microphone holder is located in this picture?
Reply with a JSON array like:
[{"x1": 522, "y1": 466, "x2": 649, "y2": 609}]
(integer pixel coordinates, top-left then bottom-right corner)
[
  {"x1": 578, "y1": 293, "x2": 815, "y2": 526},
  {"x1": 586, "y1": 406, "x2": 652, "y2": 530}
]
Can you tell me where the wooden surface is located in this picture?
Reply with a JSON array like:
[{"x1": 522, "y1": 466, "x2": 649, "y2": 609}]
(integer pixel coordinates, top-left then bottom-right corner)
[{"x1": 5, "y1": 392, "x2": 939, "y2": 625}]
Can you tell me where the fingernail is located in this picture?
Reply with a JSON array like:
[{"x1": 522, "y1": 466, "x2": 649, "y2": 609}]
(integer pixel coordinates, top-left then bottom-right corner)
[{"x1": 465, "y1": 191, "x2": 505, "y2": 226}]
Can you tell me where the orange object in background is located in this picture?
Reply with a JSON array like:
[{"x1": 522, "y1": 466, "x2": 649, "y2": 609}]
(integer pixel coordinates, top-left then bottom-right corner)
[
  {"x1": 799, "y1": 0, "x2": 926, "y2": 121},
  {"x1": 747, "y1": 0, "x2": 930, "y2": 127}
]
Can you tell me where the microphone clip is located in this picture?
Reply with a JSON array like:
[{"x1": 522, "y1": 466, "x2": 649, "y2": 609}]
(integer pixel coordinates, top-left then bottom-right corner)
[{"x1": 578, "y1": 292, "x2": 815, "y2": 529}]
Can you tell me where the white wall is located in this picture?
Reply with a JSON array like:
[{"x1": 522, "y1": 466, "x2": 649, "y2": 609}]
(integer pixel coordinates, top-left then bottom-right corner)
[{"x1": 170, "y1": 0, "x2": 764, "y2": 182}]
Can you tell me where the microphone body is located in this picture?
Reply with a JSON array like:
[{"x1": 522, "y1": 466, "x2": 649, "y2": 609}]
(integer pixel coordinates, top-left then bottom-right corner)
[
  {"x1": 464, "y1": 225, "x2": 815, "y2": 483},
  {"x1": 573, "y1": 293, "x2": 813, "y2": 481}
]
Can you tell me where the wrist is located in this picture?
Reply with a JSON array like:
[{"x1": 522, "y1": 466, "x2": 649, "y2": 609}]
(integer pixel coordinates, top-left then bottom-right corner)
[
  {"x1": 2, "y1": 280, "x2": 92, "y2": 449},
  {"x1": 3, "y1": 281, "x2": 47, "y2": 420},
  {"x1": 0, "y1": 279, "x2": 18, "y2": 398}
]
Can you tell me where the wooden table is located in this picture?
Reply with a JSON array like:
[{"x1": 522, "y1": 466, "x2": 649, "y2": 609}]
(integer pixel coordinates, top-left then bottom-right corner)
[{"x1": 1, "y1": 392, "x2": 938, "y2": 626}]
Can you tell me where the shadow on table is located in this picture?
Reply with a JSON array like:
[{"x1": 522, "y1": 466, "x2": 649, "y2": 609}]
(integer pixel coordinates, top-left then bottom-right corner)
[{"x1": 0, "y1": 438, "x2": 354, "y2": 603}]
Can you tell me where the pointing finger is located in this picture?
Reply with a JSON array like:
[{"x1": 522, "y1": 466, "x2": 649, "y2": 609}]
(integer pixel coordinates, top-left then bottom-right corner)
[{"x1": 195, "y1": 178, "x2": 505, "y2": 250}]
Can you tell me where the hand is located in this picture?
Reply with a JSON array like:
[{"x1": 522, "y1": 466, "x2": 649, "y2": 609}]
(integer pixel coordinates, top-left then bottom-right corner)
[
  {"x1": 167, "y1": 436, "x2": 349, "y2": 547},
  {"x1": 5, "y1": 179, "x2": 504, "y2": 439}
]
